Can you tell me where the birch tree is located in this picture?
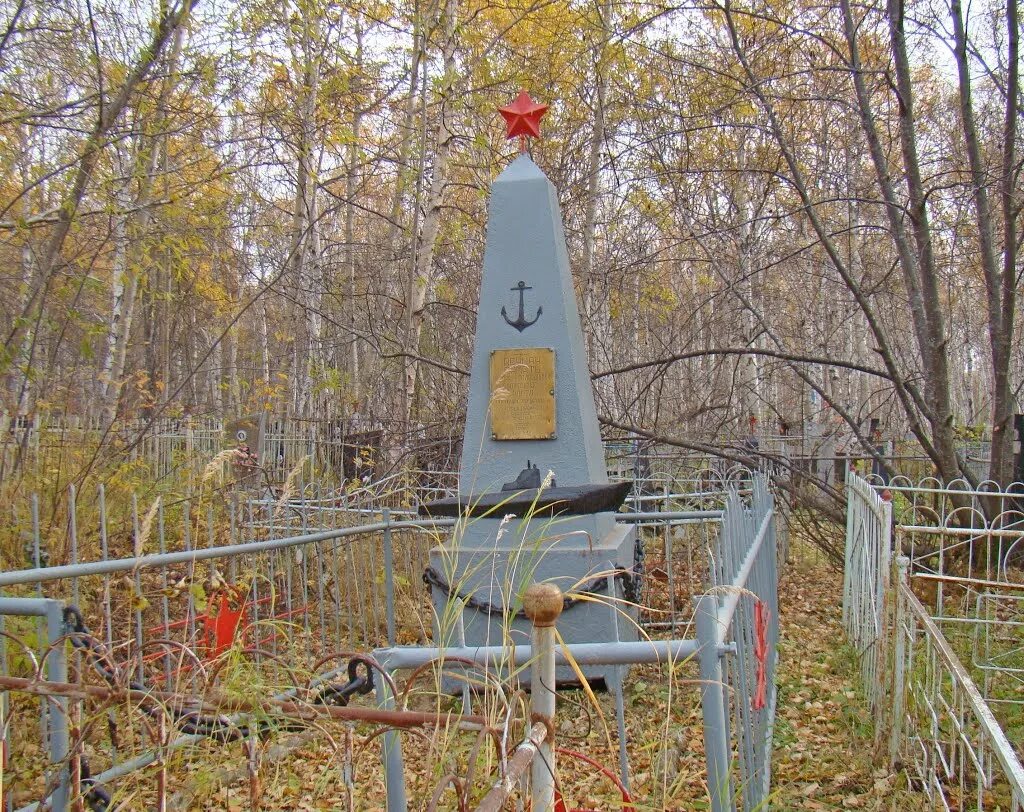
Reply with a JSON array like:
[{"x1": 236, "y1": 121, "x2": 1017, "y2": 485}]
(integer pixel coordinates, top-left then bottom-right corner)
[{"x1": 402, "y1": 0, "x2": 458, "y2": 428}]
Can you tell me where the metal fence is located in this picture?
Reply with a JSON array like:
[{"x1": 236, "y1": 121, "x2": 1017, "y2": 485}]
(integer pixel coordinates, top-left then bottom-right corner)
[
  {"x1": 863, "y1": 474, "x2": 1024, "y2": 589},
  {"x1": 8, "y1": 409, "x2": 986, "y2": 490},
  {"x1": 866, "y1": 475, "x2": 1024, "y2": 720},
  {"x1": 700, "y1": 476, "x2": 780, "y2": 811},
  {"x1": 892, "y1": 560, "x2": 1024, "y2": 810},
  {"x1": 0, "y1": 414, "x2": 460, "y2": 486},
  {"x1": 0, "y1": 594, "x2": 500, "y2": 812},
  {"x1": 0, "y1": 474, "x2": 780, "y2": 810},
  {"x1": 842, "y1": 469, "x2": 893, "y2": 731},
  {"x1": 843, "y1": 471, "x2": 1024, "y2": 810},
  {"x1": 371, "y1": 474, "x2": 780, "y2": 812},
  {"x1": 1, "y1": 415, "x2": 225, "y2": 483},
  {"x1": 0, "y1": 513, "x2": 455, "y2": 811}
]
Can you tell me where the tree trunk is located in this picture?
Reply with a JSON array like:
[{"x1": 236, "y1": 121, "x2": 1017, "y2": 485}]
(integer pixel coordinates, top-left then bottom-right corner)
[
  {"x1": 581, "y1": 1, "x2": 610, "y2": 401},
  {"x1": 950, "y1": 0, "x2": 1019, "y2": 485},
  {"x1": 345, "y1": 25, "x2": 365, "y2": 399},
  {"x1": 2, "y1": 0, "x2": 196, "y2": 373},
  {"x1": 386, "y1": 1, "x2": 424, "y2": 263},
  {"x1": 402, "y1": 0, "x2": 457, "y2": 427}
]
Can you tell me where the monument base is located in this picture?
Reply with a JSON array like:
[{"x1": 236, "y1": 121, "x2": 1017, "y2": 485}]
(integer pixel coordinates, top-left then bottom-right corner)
[{"x1": 427, "y1": 520, "x2": 639, "y2": 689}]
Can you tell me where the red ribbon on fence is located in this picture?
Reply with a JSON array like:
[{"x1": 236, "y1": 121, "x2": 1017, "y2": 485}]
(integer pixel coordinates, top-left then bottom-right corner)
[{"x1": 753, "y1": 599, "x2": 770, "y2": 711}]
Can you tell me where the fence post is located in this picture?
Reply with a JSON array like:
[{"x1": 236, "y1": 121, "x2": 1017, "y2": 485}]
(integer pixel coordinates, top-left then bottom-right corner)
[
  {"x1": 842, "y1": 469, "x2": 856, "y2": 629},
  {"x1": 377, "y1": 670, "x2": 407, "y2": 812},
  {"x1": 695, "y1": 592, "x2": 732, "y2": 812},
  {"x1": 663, "y1": 483, "x2": 676, "y2": 633},
  {"x1": 880, "y1": 491, "x2": 893, "y2": 595},
  {"x1": 606, "y1": 570, "x2": 630, "y2": 791},
  {"x1": 382, "y1": 509, "x2": 396, "y2": 647},
  {"x1": 46, "y1": 600, "x2": 70, "y2": 812},
  {"x1": 523, "y1": 583, "x2": 562, "y2": 812},
  {"x1": 454, "y1": 598, "x2": 471, "y2": 715},
  {"x1": 889, "y1": 556, "x2": 909, "y2": 769}
]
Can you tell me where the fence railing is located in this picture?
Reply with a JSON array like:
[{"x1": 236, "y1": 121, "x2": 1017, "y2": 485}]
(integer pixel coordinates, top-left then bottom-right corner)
[
  {"x1": 892, "y1": 560, "x2": 1024, "y2": 811},
  {"x1": 4, "y1": 409, "x2": 997, "y2": 495},
  {"x1": 699, "y1": 476, "x2": 780, "y2": 811},
  {"x1": 1, "y1": 474, "x2": 779, "y2": 810},
  {"x1": 0, "y1": 479, "x2": 731, "y2": 638},
  {"x1": 863, "y1": 473, "x2": 1024, "y2": 588},
  {"x1": 842, "y1": 469, "x2": 893, "y2": 731},
  {"x1": 371, "y1": 474, "x2": 780, "y2": 812},
  {"x1": 0, "y1": 413, "x2": 463, "y2": 486},
  {"x1": 843, "y1": 471, "x2": 1024, "y2": 810},
  {"x1": 864, "y1": 475, "x2": 1024, "y2": 717}
]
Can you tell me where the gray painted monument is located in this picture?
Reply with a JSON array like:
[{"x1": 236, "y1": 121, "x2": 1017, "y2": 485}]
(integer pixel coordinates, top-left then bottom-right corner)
[{"x1": 422, "y1": 153, "x2": 639, "y2": 685}]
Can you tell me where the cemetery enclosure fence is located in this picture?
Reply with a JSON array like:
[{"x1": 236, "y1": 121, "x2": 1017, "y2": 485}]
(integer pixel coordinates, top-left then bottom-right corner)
[
  {"x1": 843, "y1": 470, "x2": 1024, "y2": 810},
  {"x1": 0, "y1": 474, "x2": 781, "y2": 811}
]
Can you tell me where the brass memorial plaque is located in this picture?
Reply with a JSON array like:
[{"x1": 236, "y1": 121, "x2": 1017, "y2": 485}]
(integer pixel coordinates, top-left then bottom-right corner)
[{"x1": 489, "y1": 348, "x2": 556, "y2": 440}]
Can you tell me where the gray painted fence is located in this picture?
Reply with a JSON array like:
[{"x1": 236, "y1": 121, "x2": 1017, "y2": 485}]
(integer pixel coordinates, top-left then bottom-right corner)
[{"x1": 1, "y1": 474, "x2": 780, "y2": 810}]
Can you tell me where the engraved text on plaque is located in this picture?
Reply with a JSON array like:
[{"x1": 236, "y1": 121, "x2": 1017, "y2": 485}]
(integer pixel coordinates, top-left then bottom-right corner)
[{"x1": 489, "y1": 348, "x2": 556, "y2": 440}]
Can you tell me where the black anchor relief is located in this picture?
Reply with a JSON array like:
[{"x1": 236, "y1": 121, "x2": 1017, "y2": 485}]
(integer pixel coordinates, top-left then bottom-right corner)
[{"x1": 501, "y1": 280, "x2": 542, "y2": 332}]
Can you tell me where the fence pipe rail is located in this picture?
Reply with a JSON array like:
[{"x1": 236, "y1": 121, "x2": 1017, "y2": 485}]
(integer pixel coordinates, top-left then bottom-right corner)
[
  {"x1": 373, "y1": 638, "x2": 706, "y2": 673},
  {"x1": 0, "y1": 673, "x2": 490, "y2": 729},
  {"x1": 715, "y1": 509, "x2": 773, "y2": 638},
  {"x1": 896, "y1": 524, "x2": 1024, "y2": 538},
  {"x1": 866, "y1": 479, "x2": 1024, "y2": 498},
  {"x1": 895, "y1": 569, "x2": 1024, "y2": 806},
  {"x1": 0, "y1": 521, "x2": 446, "y2": 587},
  {"x1": 0, "y1": 511, "x2": 720, "y2": 588}
]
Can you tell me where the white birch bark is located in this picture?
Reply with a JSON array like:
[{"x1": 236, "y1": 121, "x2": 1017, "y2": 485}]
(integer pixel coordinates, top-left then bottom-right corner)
[
  {"x1": 260, "y1": 300, "x2": 271, "y2": 392},
  {"x1": 98, "y1": 163, "x2": 131, "y2": 408},
  {"x1": 345, "y1": 25, "x2": 364, "y2": 396},
  {"x1": 402, "y1": 0, "x2": 457, "y2": 426},
  {"x1": 100, "y1": 17, "x2": 186, "y2": 425}
]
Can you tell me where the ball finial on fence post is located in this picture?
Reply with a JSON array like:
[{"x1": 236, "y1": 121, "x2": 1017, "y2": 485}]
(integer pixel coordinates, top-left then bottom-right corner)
[
  {"x1": 524, "y1": 581, "x2": 562, "y2": 811},
  {"x1": 523, "y1": 583, "x2": 563, "y2": 627}
]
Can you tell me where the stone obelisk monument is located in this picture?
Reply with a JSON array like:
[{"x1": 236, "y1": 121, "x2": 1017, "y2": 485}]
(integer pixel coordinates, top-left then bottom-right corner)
[{"x1": 421, "y1": 92, "x2": 638, "y2": 685}]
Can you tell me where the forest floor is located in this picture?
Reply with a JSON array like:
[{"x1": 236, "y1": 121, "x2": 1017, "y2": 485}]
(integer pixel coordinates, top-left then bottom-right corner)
[
  {"x1": 767, "y1": 543, "x2": 924, "y2": 812},
  {"x1": 537, "y1": 539, "x2": 928, "y2": 811}
]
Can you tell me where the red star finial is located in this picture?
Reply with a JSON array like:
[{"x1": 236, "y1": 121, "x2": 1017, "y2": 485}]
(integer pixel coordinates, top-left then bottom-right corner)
[{"x1": 498, "y1": 90, "x2": 548, "y2": 152}]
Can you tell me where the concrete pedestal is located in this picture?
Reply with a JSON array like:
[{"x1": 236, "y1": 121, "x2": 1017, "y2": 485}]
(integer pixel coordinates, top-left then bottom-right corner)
[{"x1": 428, "y1": 518, "x2": 638, "y2": 687}]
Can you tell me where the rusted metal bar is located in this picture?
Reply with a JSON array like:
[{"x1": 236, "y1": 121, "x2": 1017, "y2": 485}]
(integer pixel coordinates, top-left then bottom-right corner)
[
  {"x1": 473, "y1": 722, "x2": 549, "y2": 812},
  {"x1": 0, "y1": 674, "x2": 487, "y2": 730}
]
